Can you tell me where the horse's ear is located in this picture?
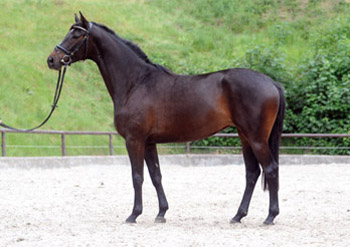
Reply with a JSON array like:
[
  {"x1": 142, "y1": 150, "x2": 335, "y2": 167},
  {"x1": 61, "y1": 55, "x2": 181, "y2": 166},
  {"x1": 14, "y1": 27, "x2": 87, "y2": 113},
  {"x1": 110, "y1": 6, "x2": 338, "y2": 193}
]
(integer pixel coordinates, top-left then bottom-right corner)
[
  {"x1": 74, "y1": 13, "x2": 79, "y2": 23},
  {"x1": 79, "y1": 11, "x2": 89, "y2": 29}
]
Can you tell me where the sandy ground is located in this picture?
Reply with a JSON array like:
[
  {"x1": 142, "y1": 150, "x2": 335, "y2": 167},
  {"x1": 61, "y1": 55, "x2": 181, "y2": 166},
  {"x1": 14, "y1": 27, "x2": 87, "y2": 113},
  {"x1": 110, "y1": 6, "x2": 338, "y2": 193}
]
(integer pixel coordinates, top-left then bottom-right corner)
[{"x1": 0, "y1": 163, "x2": 350, "y2": 247}]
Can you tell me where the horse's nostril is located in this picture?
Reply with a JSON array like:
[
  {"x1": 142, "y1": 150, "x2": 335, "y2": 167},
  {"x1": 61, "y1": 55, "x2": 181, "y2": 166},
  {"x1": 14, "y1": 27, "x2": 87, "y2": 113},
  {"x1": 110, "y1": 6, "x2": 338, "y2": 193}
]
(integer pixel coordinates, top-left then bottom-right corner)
[{"x1": 48, "y1": 56, "x2": 54, "y2": 64}]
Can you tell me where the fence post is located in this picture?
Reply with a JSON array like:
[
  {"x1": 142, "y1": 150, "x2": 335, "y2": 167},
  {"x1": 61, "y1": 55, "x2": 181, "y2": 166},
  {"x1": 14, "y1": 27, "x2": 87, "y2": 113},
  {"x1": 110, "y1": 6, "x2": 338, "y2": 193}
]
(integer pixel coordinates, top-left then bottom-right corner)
[
  {"x1": 109, "y1": 134, "x2": 114, "y2": 156},
  {"x1": 186, "y1": 142, "x2": 190, "y2": 154},
  {"x1": 61, "y1": 133, "x2": 66, "y2": 156},
  {"x1": 1, "y1": 131, "x2": 5, "y2": 157}
]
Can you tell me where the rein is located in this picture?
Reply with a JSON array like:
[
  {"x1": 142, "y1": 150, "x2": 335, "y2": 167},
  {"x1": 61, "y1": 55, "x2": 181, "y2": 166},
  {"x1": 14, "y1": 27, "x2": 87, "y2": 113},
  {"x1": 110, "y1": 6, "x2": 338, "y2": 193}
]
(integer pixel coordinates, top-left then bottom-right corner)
[
  {"x1": 0, "y1": 65, "x2": 68, "y2": 132},
  {"x1": 0, "y1": 23, "x2": 92, "y2": 132}
]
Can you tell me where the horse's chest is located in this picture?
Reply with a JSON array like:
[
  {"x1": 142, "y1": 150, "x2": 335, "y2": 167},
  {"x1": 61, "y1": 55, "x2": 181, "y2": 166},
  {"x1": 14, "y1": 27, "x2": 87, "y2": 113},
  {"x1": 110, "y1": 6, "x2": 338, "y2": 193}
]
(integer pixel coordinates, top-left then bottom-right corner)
[{"x1": 113, "y1": 109, "x2": 150, "y2": 138}]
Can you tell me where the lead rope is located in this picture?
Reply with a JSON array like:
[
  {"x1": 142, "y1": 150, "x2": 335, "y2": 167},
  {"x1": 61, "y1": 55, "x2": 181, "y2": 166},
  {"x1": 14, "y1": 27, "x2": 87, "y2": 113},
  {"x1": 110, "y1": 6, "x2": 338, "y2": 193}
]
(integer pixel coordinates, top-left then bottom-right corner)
[{"x1": 0, "y1": 65, "x2": 68, "y2": 132}]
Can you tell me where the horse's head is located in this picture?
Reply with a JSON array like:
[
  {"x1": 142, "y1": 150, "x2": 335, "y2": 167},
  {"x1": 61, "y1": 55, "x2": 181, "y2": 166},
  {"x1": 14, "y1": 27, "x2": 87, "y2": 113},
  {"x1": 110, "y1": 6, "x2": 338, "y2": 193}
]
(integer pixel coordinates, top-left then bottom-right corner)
[{"x1": 47, "y1": 12, "x2": 92, "y2": 70}]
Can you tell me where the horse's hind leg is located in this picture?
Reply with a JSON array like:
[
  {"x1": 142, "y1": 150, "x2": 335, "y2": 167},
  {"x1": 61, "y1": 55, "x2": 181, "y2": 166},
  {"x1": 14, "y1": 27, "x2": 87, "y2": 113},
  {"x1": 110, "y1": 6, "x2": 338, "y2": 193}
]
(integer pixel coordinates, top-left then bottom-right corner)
[
  {"x1": 231, "y1": 135, "x2": 261, "y2": 223},
  {"x1": 249, "y1": 140, "x2": 279, "y2": 225},
  {"x1": 144, "y1": 143, "x2": 169, "y2": 223}
]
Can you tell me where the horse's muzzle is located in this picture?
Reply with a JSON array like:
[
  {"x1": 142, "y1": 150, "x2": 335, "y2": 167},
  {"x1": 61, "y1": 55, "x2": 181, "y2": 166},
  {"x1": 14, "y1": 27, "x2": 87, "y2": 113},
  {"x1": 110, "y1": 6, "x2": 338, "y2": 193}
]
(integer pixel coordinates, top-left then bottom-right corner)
[{"x1": 47, "y1": 50, "x2": 62, "y2": 70}]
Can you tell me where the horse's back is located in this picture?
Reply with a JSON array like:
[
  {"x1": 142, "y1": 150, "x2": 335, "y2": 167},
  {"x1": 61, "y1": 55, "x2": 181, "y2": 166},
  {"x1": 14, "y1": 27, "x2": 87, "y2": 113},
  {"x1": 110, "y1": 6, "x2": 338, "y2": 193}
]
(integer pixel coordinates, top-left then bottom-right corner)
[
  {"x1": 140, "y1": 68, "x2": 280, "y2": 143},
  {"x1": 184, "y1": 68, "x2": 280, "y2": 103}
]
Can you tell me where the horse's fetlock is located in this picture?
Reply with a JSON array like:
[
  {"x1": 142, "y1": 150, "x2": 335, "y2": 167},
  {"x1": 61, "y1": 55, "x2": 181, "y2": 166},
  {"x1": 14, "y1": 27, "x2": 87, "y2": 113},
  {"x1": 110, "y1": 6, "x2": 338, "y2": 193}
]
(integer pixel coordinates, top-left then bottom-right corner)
[
  {"x1": 238, "y1": 209, "x2": 248, "y2": 218},
  {"x1": 160, "y1": 204, "x2": 169, "y2": 212},
  {"x1": 133, "y1": 206, "x2": 143, "y2": 216},
  {"x1": 270, "y1": 205, "x2": 279, "y2": 216}
]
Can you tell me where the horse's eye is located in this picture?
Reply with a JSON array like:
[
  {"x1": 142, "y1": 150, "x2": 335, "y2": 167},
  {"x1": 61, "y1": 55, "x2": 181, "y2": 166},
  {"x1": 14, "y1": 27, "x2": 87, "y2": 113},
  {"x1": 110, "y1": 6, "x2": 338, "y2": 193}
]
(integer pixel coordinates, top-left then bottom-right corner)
[{"x1": 72, "y1": 30, "x2": 82, "y2": 39}]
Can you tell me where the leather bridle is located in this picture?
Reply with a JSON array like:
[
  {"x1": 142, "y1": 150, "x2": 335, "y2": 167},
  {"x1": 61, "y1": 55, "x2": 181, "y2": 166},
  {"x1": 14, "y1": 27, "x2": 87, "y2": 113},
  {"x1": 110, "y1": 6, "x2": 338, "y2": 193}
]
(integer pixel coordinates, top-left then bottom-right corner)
[{"x1": 56, "y1": 23, "x2": 93, "y2": 66}]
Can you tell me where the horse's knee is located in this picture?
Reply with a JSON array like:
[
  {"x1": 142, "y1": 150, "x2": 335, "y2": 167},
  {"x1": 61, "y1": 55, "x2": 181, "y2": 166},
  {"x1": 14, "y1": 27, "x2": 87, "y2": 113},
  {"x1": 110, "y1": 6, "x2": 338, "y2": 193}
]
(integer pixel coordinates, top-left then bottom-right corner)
[{"x1": 132, "y1": 174, "x2": 144, "y2": 188}]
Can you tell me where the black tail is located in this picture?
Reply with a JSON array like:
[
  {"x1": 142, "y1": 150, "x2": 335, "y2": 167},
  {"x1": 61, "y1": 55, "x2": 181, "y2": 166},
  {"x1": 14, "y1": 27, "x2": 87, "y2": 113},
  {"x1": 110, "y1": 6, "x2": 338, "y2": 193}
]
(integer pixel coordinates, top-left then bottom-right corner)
[{"x1": 262, "y1": 82, "x2": 285, "y2": 191}]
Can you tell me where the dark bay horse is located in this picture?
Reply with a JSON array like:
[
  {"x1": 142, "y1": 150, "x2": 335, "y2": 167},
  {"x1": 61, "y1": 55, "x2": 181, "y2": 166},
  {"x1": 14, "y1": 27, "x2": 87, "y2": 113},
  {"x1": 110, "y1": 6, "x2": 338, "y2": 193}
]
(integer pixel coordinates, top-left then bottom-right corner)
[{"x1": 47, "y1": 13, "x2": 285, "y2": 225}]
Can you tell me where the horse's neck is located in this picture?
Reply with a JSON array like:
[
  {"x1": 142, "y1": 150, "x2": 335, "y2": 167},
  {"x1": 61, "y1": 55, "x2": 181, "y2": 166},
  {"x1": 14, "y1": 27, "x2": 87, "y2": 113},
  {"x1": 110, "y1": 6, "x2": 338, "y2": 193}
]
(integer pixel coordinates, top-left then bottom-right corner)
[{"x1": 91, "y1": 31, "x2": 148, "y2": 106}]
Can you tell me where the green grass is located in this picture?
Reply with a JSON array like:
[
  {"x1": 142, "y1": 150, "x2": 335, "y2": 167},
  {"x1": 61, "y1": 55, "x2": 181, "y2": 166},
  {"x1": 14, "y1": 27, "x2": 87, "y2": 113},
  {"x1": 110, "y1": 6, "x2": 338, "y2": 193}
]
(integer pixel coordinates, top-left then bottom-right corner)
[{"x1": 1, "y1": 0, "x2": 350, "y2": 156}]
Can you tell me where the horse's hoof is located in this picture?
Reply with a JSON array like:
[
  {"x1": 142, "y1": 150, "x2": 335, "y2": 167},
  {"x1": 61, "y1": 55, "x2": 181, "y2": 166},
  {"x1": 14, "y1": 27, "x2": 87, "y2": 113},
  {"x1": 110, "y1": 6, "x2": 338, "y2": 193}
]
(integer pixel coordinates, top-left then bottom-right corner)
[
  {"x1": 155, "y1": 217, "x2": 166, "y2": 223},
  {"x1": 125, "y1": 220, "x2": 137, "y2": 224},
  {"x1": 125, "y1": 216, "x2": 137, "y2": 224},
  {"x1": 263, "y1": 219, "x2": 275, "y2": 225},
  {"x1": 230, "y1": 218, "x2": 241, "y2": 224}
]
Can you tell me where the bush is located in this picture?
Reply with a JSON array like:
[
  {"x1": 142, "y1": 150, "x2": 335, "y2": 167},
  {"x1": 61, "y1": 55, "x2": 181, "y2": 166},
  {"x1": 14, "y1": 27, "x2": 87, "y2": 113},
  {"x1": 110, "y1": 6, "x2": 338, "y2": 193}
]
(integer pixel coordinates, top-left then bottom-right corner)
[{"x1": 286, "y1": 34, "x2": 350, "y2": 154}]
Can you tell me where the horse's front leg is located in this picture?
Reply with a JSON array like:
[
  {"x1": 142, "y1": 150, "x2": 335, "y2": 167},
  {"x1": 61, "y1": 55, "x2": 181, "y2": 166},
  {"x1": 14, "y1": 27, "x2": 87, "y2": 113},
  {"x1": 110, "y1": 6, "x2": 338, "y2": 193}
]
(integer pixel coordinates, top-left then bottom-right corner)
[
  {"x1": 125, "y1": 138, "x2": 145, "y2": 223},
  {"x1": 144, "y1": 143, "x2": 169, "y2": 223}
]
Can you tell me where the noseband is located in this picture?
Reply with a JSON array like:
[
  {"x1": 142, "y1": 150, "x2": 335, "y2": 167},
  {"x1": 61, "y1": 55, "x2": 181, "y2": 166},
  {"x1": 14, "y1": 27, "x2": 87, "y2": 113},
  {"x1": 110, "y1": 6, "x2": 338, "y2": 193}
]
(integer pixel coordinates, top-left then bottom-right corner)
[{"x1": 56, "y1": 23, "x2": 93, "y2": 66}]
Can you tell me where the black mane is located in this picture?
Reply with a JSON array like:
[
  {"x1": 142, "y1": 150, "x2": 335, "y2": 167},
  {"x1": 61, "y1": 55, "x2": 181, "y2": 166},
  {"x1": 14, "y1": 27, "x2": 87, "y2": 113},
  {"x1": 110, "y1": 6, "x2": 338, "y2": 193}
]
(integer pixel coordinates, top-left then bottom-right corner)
[{"x1": 92, "y1": 22, "x2": 172, "y2": 73}]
